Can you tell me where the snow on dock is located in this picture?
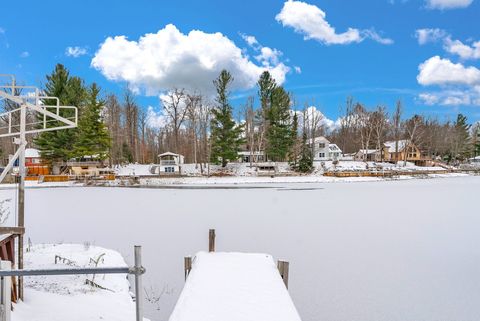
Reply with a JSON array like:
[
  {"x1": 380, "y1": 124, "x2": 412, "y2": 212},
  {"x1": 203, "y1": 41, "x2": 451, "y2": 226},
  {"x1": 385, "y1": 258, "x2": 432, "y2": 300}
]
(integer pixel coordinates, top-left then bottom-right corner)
[{"x1": 169, "y1": 252, "x2": 302, "y2": 321}]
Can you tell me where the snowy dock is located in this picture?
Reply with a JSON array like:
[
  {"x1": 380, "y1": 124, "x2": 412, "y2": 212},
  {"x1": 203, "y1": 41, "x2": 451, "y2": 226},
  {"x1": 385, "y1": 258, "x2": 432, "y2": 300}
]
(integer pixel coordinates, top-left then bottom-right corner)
[{"x1": 169, "y1": 251, "x2": 302, "y2": 321}]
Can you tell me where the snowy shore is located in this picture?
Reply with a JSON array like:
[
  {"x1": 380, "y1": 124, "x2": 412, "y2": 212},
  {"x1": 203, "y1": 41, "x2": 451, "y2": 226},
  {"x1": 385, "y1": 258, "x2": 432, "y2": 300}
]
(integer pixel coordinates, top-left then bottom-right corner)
[{"x1": 12, "y1": 244, "x2": 144, "y2": 321}]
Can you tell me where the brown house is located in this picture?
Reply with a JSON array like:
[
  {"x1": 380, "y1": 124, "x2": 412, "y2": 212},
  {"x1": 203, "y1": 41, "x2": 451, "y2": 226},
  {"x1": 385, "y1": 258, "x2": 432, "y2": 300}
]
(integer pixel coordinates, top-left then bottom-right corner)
[{"x1": 382, "y1": 140, "x2": 430, "y2": 165}]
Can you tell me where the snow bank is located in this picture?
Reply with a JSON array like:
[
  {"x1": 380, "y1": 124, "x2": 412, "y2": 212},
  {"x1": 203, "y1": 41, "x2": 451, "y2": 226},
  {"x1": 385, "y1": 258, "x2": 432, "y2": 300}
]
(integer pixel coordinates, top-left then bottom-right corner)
[
  {"x1": 114, "y1": 161, "x2": 450, "y2": 178},
  {"x1": 12, "y1": 244, "x2": 145, "y2": 321},
  {"x1": 169, "y1": 252, "x2": 302, "y2": 321}
]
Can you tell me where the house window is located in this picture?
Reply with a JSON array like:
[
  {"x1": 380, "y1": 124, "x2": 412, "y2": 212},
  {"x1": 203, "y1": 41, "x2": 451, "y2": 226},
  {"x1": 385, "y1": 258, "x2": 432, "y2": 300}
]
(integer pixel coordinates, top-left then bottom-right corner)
[
  {"x1": 164, "y1": 167, "x2": 175, "y2": 173},
  {"x1": 319, "y1": 153, "x2": 325, "y2": 158},
  {"x1": 319, "y1": 143, "x2": 325, "y2": 148}
]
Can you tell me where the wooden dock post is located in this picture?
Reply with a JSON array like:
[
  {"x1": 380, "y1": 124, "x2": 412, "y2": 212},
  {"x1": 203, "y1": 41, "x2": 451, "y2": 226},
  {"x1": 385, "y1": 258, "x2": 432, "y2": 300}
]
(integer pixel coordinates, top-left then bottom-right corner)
[
  {"x1": 277, "y1": 260, "x2": 289, "y2": 289},
  {"x1": 208, "y1": 229, "x2": 216, "y2": 252},
  {"x1": 184, "y1": 256, "x2": 192, "y2": 280}
]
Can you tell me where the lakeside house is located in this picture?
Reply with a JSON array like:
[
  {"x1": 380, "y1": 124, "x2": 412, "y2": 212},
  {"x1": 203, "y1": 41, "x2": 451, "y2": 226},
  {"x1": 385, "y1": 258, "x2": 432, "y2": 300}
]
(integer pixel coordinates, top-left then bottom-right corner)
[
  {"x1": 354, "y1": 140, "x2": 431, "y2": 166},
  {"x1": 354, "y1": 149, "x2": 380, "y2": 162},
  {"x1": 308, "y1": 136, "x2": 343, "y2": 161},
  {"x1": 382, "y1": 140, "x2": 431, "y2": 165},
  {"x1": 25, "y1": 148, "x2": 49, "y2": 176},
  {"x1": 157, "y1": 152, "x2": 184, "y2": 174}
]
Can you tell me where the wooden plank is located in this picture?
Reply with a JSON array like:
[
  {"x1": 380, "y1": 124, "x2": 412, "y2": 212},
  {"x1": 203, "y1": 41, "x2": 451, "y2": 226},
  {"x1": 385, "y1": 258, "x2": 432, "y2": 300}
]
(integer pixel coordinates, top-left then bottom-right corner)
[
  {"x1": 0, "y1": 243, "x2": 8, "y2": 260},
  {"x1": 0, "y1": 227, "x2": 25, "y2": 235}
]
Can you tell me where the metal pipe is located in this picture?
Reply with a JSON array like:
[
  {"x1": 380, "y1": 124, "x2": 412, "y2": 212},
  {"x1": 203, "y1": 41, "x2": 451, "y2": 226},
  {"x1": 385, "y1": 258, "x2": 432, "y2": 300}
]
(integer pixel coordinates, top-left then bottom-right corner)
[
  {"x1": 134, "y1": 245, "x2": 143, "y2": 321},
  {"x1": 0, "y1": 266, "x2": 130, "y2": 277},
  {"x1": 17, "y1": 103, "x2": 26, "y2": 300}
]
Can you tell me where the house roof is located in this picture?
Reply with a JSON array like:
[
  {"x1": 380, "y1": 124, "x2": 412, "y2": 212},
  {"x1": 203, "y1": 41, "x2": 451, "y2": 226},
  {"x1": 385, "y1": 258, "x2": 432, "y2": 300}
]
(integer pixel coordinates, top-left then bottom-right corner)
[
  {"x1": 25, "y1": 148, "x2": 40, "y2": 158},
  {"x1": 357, "y1": 149, "x2": 378, "y2": 155},
  {"x1": 307, "y1": 136, "x2": 330, "y2": 144},
  {"x1": 158, "y1": 152, "x2": 183, "y2": 158},
  {"x1": 384, "y1": 140, "x2": 409, "y2": 153}
]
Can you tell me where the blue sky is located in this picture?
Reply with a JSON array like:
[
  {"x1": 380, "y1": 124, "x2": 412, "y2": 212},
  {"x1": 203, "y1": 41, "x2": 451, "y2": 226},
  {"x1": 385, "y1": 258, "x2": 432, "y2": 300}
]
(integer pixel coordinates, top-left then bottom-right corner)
[{"x1": 1, "y1": 0, "x2": 479, "y2": 125}]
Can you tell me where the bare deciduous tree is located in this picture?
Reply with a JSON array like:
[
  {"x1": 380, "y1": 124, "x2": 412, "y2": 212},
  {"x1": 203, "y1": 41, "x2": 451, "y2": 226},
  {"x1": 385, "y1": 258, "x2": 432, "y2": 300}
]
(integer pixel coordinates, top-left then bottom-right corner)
[{"x1": 162, "y1": 89, "x2": 188, "y2": 153}]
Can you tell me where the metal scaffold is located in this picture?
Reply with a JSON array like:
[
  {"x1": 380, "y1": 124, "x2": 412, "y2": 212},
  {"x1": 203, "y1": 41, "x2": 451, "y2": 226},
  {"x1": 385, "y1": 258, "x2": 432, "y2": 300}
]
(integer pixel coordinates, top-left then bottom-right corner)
[{"x1": 0, "y1": 73, "x2": 78, "y2": 300}]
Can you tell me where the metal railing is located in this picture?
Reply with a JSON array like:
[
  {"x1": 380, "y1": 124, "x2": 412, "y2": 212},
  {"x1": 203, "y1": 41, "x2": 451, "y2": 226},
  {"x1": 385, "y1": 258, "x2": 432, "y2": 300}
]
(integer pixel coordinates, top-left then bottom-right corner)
[
  {"x1": 0, "y1": 245, "x2": 145, "y2": 321},
  {"x1": 160, "y1": 160, "x2": 177, "y2": 166}
]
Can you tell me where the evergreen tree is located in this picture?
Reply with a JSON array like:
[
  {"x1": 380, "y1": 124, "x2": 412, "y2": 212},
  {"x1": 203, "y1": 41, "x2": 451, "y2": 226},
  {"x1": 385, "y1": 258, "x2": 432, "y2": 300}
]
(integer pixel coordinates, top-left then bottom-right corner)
[
  {"x1": 288, "y1": 112, "x2": 300, "y2": 166},
  {"x1": 122, "y1": 142, "x2": 134, "y2": 163},
  {"x1": 257, "y1": 71, "x2": 276, "y2": 113},
  {"x1": 210, "y1": 70, "x2": 244, "y2": 167},
  {"x1": 453, "y1": 113, "x2": 470, "y2": 160},
  {"x1": 34, "y1": 64, "x2": 86, "y2": 162},
  {"x1": 72, "y1": 83, "x2": 111, "y2": 159},
  {"x1": 475, "y1": 126, "x2": 480, "y2": 157},
  {"x1": 257, "y1": 71, "x2": 277, "y2": 159},
  {"x1": 297, "y1": 131, "x2": 313, "y2": 173},
  {"x1": 266, "y1": 86, "x2": 294, "y2": 161}
]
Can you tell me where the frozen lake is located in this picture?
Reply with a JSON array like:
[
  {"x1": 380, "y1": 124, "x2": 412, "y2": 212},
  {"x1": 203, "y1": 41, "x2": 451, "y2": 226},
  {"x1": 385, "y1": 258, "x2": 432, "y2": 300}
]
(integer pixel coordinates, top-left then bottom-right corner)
[{"x1": 2, "y1": 176, "x2": 480, "y2": 321}]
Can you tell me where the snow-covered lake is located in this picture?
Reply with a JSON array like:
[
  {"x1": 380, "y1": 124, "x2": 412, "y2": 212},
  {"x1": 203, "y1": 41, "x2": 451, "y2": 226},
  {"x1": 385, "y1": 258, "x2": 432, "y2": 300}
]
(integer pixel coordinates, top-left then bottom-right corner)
[{"x1": 2, "y1": 176, "x2": 480, "y2": 321}]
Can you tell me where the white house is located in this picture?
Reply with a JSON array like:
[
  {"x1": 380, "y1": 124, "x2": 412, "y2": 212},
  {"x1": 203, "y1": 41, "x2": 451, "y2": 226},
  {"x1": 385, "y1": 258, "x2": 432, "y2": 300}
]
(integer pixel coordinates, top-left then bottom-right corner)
[
  {"x1": 354, "y1": 149, "x2": 380, "y2": 161},
  {"x1": 308, "y1": 136, "x2": 343, "y2": 161},
  {"x1": 157, "y1": 152, "x2": 184, "y2": 175}
]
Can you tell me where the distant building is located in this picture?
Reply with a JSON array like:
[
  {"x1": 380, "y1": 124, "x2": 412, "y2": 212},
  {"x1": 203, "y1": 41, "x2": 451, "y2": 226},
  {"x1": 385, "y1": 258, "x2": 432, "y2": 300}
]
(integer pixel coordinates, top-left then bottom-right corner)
[
  {"x1": 353, "y1": 140, "x2": 431, "y2": 166},
  {"x1": 238, "y1": 151, "x2": 266, "y2": 163},
  {"x1": 308, "y1": 136, "x2": 343, "y2": 161},
  {"x1": 25, "y1": 148, "x2": 41, "y2": 166},
  {"x1": 354, "y1": 149, "x2": 380, "y2": 162},
  {"x1": 157, "y1": 152, "x2": 184, "y2": 175},
  {"x1": 25, "y1": 148, "x2": 49, "y2": 176},
  {"x1": 382, "y1": 140, "x2": 425, "y2": 164}
]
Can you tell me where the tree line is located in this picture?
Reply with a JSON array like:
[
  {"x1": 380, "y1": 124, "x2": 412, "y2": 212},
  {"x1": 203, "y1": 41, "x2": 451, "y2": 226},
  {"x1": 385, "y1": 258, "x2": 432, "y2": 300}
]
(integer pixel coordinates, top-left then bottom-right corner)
[{"x1": 1, "y1": 64, "x2": 479, "y2": 171}]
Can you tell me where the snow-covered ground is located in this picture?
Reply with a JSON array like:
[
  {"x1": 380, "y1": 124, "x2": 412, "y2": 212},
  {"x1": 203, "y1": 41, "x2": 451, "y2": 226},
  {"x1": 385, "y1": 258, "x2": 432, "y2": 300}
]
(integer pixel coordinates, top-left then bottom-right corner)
[
  {"x1": 114, "y1": 160, "x2": 449, "y2": 178},
  {"x1": 0, "y1": 176, "x2": 479, "y2": 321},
  {"x1": 169, "y1": 252, "x2": 301, "y2": 321},
  {"x1": 111, "y1": 160, "x2": 464, "y2": 187},
  {"x1": 12, "y1": 244, "x2": 142, "y2": 321}
]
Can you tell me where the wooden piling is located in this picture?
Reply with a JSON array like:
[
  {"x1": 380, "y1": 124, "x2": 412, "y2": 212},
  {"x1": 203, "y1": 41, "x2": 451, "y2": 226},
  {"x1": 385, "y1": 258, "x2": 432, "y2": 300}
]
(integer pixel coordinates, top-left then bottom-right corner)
[
  {"x1": 208, "y1": 229, "x2": 216, "y2": 252},
  {"x1": 184, "y1": 256, "x2": 192, "y2": 280},
  {"x1": 277, "y1": 260, "x2": 289, "y2": 289}
]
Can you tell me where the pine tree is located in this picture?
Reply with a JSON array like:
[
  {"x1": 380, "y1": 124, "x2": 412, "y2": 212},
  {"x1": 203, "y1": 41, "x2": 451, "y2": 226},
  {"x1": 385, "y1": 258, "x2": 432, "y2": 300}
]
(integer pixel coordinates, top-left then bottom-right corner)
[
  {"x1": 288, "y1": 112, "x2": 300, "y2": 166},
  {"x1": 257, "y1": 71, "x2": 276, "y2": 158},
  {"x1": 297, "y1": 131, "x2": 313, "y2": 173},
  {"x1": 453, "y1": 113, "x2": 470, "y2": 160},
  {"x1": 72, "y1": 83, "x2": 111, "y2": 160},
  {"x1": 210, "y1": 70, "x2": 244, "y2": 167},
  {"x1": 266, "y1": 86, "x2": 294, "y2": 161},
  {"x1": 475, "y1": 126, "x2": 480, "y2": 157},
  {"x1": 34, "y1": 64, "x2": 86, "y2": 162}
]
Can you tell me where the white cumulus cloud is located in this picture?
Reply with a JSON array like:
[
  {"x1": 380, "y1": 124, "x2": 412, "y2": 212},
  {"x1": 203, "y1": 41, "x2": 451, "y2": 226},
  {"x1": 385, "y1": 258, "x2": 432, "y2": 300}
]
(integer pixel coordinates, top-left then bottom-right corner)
[
  {"x1": 91, "y1": 24, "x2": 290, "y2": 95},
  {"x1": 66, "y1": 46, "x2": 88, "y2": 58},
  {"x1": 417, "y1": 55, "x2": 480, "y2": 86},
  {"x1": 419, "y1": 89, "x2": 480, "y2": 106},
  {"x1": 425, "y1": 0, "x2": 473, "y2": 9},
  {"x1": 275, "y1": 0, "x2": 393, "y2": 45},
  {"x1": 19, "y1": 51, "x2": 29, "y2": 58},
  {"x1": 443, "y1": 38, "x2": 480, "y2": 60},
  {"x1": 417, "y1": 56, "x2": 480, "y2": 106},
  {"x1": 240, "y1": 34, "x2": 259, "y2": 47},
  {"x1": 415, "y1": 28, "x2": 448, "y2": 45}
]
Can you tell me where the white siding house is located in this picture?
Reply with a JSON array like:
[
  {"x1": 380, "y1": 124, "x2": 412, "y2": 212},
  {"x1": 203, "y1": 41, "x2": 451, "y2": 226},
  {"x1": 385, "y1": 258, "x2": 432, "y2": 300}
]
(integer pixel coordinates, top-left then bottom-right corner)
[
  {"x1": 156, "y1": 152, "x2": 184, "y2": 175},
  {"x1": 309, "y1": 136, "x2": 343, "y2": 161}
]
